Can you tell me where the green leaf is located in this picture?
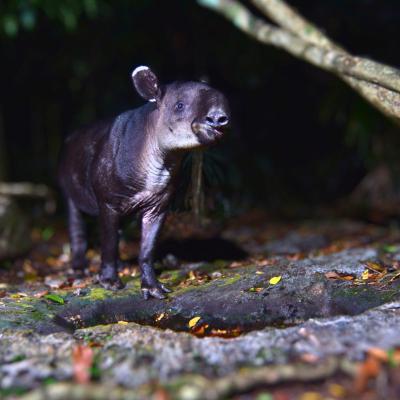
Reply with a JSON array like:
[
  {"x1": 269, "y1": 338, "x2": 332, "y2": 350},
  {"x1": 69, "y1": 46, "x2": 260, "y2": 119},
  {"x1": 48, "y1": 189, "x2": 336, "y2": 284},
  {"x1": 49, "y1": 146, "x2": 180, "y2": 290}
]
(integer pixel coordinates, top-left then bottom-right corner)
[
  {"x1": 256, "y1": 394, "x2": 273, "y2": 400},
  {"x1": 3, "y1": 15, "x2": 18, "y2": 37},
  {"x1": 84, "y1": 0, "x2": 98, "y2": 17},
  {"x1": 382, "y1": 244, "x2": 398, "y2": 253},
  {"x1": 42, "y1": 227, "x2": 54, "y2": 241},
  {"x1": 387, "y1": 348, "x2": 399, "y2": 368},
  {"x1": 45, "y1": 294, "x2": 64, "y2": 304}
]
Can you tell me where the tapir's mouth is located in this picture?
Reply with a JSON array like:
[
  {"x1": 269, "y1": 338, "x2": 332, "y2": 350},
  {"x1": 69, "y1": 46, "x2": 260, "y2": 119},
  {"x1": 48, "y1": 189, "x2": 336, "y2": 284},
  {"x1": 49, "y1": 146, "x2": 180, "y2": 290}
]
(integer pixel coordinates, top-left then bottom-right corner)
[{"x1": 191, "y1": 122, "x2": 226, "y2": 145}]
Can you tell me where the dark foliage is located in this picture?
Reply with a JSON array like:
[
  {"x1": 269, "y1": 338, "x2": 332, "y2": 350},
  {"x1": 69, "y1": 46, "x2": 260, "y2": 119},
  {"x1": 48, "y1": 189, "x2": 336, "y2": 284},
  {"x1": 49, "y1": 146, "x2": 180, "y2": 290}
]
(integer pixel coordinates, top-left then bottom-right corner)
[{"x1": 1, "y1": 0, "x2": 400, "y2": 213}]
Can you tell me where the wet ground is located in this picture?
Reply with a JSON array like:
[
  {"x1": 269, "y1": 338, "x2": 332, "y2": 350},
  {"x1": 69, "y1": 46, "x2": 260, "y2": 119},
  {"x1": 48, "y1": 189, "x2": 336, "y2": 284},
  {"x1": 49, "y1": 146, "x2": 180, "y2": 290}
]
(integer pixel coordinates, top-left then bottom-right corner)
[{"x1": 1, "y1": 211, "x2": 400, "y2": 399}]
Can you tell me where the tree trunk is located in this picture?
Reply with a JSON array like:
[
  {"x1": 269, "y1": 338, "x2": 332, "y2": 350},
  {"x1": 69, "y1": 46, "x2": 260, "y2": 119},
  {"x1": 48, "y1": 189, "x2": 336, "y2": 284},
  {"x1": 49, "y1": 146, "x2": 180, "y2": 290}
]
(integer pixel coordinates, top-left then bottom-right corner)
[{"x1": 191, "y1": 150, "x2": 205, "y2": 224}]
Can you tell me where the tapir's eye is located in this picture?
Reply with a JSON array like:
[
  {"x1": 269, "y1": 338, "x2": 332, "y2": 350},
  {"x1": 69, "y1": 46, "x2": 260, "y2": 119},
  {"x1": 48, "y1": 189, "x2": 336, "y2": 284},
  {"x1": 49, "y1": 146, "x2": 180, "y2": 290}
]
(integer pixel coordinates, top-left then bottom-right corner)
[{"x1": 175, "y1": 101, "x2": 185, "y2": 112}]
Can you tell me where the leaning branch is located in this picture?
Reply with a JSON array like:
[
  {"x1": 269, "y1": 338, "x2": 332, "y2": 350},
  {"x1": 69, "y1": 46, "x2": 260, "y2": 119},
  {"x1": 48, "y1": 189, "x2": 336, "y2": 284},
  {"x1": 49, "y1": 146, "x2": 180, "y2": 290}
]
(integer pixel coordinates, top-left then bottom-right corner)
[
  {"x1": 198, "y1": 0, "x2": 400, "y2": 123},
  {"x1": 251, "y1": 0, "x2": 400, "y2": 94},
  {"x1": 0, "y1": 182, "x2": 56, "y2": 213},
  {"x1": 251, "y1": 0, "x2": 339, "y2": 49}
]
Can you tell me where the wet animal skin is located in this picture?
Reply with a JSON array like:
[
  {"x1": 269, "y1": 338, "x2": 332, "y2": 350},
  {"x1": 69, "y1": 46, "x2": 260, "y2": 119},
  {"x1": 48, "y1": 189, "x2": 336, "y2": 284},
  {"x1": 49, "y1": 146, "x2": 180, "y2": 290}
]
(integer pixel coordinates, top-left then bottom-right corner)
[{"x1": 58, "y1": 66, "x2": 230, "y2": 299}]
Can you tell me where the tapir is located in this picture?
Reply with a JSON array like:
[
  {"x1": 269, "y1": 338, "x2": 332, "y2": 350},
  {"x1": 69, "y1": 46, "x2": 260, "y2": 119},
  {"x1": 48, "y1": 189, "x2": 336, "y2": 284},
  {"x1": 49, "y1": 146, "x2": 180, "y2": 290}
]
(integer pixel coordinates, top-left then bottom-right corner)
[{"x1": 58, "y1": 66, "x2": 230, "y2": 299}]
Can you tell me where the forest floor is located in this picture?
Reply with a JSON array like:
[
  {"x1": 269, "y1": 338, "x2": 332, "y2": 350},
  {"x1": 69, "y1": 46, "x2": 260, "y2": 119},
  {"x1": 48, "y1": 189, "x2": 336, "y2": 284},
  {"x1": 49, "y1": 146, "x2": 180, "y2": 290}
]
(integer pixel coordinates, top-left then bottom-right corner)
[{"x1": 1, "y1": 210, "x2": 400, "y2": 399}]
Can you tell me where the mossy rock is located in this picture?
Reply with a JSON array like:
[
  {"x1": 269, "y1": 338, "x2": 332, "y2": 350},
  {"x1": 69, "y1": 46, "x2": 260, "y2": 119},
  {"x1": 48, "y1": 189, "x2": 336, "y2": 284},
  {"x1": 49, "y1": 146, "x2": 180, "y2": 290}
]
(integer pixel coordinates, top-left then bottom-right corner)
[{"x1": 0, "y1": 196, "x2": 31, "y2": 261}]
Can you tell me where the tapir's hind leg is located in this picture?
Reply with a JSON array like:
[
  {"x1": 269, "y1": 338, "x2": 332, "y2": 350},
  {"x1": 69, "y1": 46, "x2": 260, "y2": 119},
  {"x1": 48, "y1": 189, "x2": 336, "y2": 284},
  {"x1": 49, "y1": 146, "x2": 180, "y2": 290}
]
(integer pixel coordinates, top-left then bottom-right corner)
[
  {"x1": 67, "y1": 197, "x2": 88, "y2": 274},
  {"x1": 98, "y1": 206, "x2": 124, "y2": 290}
]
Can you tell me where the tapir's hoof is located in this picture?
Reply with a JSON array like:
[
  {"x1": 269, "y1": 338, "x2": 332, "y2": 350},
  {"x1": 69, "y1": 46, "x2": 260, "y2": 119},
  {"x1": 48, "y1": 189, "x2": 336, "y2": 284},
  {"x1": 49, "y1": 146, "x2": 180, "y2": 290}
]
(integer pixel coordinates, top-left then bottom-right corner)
[
  {"x1": 141, "y1": 282, "x2": 171, "y2": 300},
  {"x1": 98, "y1": 275, "x2": 125, "y2": 290},
  {"x1": 71, "y1": 258, "x2": 89, "y2": 275}
]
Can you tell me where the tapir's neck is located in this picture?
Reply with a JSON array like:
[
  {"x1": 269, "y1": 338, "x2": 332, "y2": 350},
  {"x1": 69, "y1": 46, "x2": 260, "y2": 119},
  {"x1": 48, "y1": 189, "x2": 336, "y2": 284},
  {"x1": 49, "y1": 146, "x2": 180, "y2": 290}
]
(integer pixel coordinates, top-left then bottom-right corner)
[{"x1": 123, "y1": 105, "x2": 183, "y2": 194}]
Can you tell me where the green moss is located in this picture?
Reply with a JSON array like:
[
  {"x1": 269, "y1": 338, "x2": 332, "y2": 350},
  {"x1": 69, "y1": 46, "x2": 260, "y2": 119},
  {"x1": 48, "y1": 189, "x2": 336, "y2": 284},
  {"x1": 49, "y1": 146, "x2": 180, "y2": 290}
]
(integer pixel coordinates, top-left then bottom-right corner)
[
  {"x1": 0, "y1": 387, "x2": 28, "y2": 397},
  {"x1": 332, "y1": 283, "x2": 400, "y2": 314},
  {"x1": 10, "y1": 302, "x2": 35, "y2": 309},
  {"x1": 159, "y1": 270, "x2": 184, "y2": 287},
  {"x1": 213, "y1": 259, "x2": 230, "y2": 269},
  {"x1": 217, "y1": 273, "x2": 241, "y2": 287},
  {"x1": 85, "y1": 288, "x2": 112, "y2": 301}
]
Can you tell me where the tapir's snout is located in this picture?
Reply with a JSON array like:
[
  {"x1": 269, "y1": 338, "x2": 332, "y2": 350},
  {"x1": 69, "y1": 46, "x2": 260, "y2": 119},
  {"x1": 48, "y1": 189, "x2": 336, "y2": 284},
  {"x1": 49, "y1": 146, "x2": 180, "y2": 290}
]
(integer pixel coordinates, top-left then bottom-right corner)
[
  {"x1": 206, "y1": 109, "x2": 229, "y2": 129},
  {"x1": 191, "y1": 91, "x2": 230, "y2": 145}
]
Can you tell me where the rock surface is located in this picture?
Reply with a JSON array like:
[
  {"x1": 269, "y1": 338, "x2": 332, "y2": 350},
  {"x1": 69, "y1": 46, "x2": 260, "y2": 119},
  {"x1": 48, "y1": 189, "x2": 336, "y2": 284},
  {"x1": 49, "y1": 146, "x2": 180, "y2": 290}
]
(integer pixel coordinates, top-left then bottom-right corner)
[
  {"x1": 1, "y1": 301, "x2": 400, "y2": 396},
  {"x1": 0, "y1": 196, "x2": 31, "y2": 261},
  {"x1": 1, "y1": 220, "x2": 400, "y2": 398}
]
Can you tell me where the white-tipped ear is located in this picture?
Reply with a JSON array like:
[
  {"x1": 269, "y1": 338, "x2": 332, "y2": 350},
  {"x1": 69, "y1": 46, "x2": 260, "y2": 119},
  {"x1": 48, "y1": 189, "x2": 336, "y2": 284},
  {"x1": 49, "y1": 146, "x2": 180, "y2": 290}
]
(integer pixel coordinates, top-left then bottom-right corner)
[{"x1": 131, "y1": 66, "x2": 161, "y2": 102}]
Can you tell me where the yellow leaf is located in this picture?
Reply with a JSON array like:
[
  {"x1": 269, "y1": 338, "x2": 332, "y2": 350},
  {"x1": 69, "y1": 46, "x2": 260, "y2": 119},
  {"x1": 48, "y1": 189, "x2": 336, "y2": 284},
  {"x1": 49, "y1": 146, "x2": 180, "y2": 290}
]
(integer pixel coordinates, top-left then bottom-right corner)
[
  {"x1": 362, "y1": 270, "x2": 369, "y2": 280},
  {"x1": 255, "y1": 271, "x2": 264, "y2": 275},
  {"x1": 155, "y1": 313, "x2": 165, "y2": 322},
  {"x1": 117, "y1": 321, "x2": 128, "y2": 325},
  {"x1": 328, "y1": 383, "x2": 346, "y2": 397},
  {"x1": 299, "y1": 392, "x2": 322, "y2": 400},
  {"x1": 10, "y1": 292, "x2": 28, "y2": 299},
  {"x1": 188, "y1": 271, "x2": 196, "y2": 280},
  {"x1": 269, "y1": 276, "x2": 282, "y2": 285},
  {"x1": 188, "y1": 316, "x2": 201, "y2": 328}
]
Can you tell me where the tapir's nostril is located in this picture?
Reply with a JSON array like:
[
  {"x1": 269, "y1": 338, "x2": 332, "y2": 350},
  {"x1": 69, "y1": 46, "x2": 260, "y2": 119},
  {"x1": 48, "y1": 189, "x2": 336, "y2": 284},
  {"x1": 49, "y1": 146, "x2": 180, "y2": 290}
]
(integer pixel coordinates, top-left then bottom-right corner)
[
  {"x1": 217, "y1": 116, "x2": 228, "y2": 126},
  {"x1": 206, "y1": 116, "x2": 214, "y2": 125},
  {"x1": 206, "y1": 112, "x2": 229, "y2": 128}
]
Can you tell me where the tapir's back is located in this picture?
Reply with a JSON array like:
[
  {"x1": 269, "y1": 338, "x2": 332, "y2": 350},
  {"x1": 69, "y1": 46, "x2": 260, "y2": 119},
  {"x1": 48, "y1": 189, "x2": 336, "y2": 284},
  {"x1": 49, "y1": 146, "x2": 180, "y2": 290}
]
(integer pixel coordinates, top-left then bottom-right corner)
[{"x1": 58, "y1": 118, "x2": 115, "y2": 215}]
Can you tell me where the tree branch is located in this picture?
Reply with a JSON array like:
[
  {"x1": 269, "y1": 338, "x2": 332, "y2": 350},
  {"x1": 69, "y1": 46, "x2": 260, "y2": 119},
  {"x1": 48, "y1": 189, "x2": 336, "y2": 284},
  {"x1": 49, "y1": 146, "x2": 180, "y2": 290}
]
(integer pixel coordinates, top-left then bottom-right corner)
[
  {"x1": 0, "y1": 182, "x2": 56, "y2": 213},
  {"x1": 198, "y1": 0, "x2": 400, "y2": 123},
  {"x1": 251, "y1": 0, "x2": 339, "y2": 49},
  {"x1": 251, "y1": 0, "x2": 400, "y2": 94}
]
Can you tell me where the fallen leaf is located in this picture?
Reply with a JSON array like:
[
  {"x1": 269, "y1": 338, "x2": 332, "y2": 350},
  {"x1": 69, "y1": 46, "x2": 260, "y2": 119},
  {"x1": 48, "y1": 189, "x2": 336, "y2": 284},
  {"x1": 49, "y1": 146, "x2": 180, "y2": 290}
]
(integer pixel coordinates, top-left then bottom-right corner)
[
  {"x1": 382, "y1": 244, "x2": 398, "y2": 253},
  {"x1": 367, "y1": 347, "x2": 388, "y2": 362},
  {"x1": 192, "y1": 324, "x2": 209, "y2": 336},
  {"x1": 210, "y1": 327, "x2": 242, "y2": 338},
  {"x1": 299, "y1": 392, "x2": 322, "y2": 400},
  {"x1": 255, "y1": 393, "x2": 272, "y2": 400},
  {"x1": 10, "y1": 292, "x2": 28, "y2": 299},
  {"x1": 325, "y1": 271, "x2": 354, "y2": 281},
  {"x1": 33, "y1": 290, "x2": 49, "y2": 298},
  {"x1": 188, "y1": 316, "x2": 201, "y2": 328},
  {"x1": 328, "y1": 383, "x2": 346, "y2": 398},
  {"x1": 269, "y1": 276, "x2": 282, "y2": 285},
  {"x1": 117, "y1": 320, "x2": 128, "y2": 325},
  {"x1": 368, "y1": 347, "x2": 400, "y2": 366},
  {"x1": 365, "y1": 261, "x2": 386, "y2": 272},
  {"x1": 299, "y1": 353, "x2": 319, "y2": 363},
  {"x1": 354, "y1": 353, "x2": 382, "y2": 393},
  {"x1": 361, "y1": 270, "x2": 369, "y2": 280},
  {"x1": 155, "y1": 313, "x2": 165, "y2": 322},
  {"x1": 153, "y1": 388, "x2": 170, "y2": 400},
  {"x1": 41, "y1": 227, "x2": 54, "y2": 241},
  {"x1": 188, "y1": 271, "x2": 196, "y2": 280},
  {"x1": 325, "y1": 271, "x2": 340, "y2": 279},
  {"x1": 256, "y1": 271, "x2": 264, "y2": 275},
  {"x1": 44, "y1": 293, "x2": 64, "y2": 304},
  {"x1": 72, "y1": 345, "x2": 94, "y2": 384}
]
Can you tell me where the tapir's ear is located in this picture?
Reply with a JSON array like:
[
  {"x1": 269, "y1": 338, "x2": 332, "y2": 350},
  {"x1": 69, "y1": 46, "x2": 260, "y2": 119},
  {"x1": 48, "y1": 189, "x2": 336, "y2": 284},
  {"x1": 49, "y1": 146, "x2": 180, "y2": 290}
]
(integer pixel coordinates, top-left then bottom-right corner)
[{"x1": 131, "y1": 66, "x2": 161, "y2": 103}]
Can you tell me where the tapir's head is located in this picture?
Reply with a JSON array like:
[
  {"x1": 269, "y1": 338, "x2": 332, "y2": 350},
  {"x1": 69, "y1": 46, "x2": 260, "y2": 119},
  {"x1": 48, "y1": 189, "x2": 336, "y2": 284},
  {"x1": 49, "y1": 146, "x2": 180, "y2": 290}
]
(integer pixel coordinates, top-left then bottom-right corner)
[{"x1": 132, "y1": 66, "x2": 230, "y2": 151}]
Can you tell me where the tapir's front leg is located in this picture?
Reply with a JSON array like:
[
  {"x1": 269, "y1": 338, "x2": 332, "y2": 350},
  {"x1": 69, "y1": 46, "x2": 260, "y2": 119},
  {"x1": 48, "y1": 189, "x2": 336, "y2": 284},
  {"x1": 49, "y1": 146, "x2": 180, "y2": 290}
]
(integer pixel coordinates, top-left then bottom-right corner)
[
  {"x1": 140, "y1": 211, "x2": 171, "y2": 299},
  {"x1": 98, "y1": 207, "x2": 124, "y2": 290}
]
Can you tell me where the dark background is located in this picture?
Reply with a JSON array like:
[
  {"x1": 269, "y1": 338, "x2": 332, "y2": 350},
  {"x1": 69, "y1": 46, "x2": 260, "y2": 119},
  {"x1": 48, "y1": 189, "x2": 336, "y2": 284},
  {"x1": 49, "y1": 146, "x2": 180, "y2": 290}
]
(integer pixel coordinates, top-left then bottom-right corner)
[{"x1": 1, "y1": 0, "x2": 400, "y2": 217}]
